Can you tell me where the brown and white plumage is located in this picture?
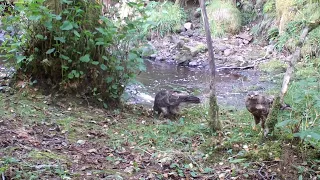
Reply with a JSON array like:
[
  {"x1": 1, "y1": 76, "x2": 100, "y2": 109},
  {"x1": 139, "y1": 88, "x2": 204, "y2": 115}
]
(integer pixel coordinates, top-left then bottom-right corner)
[
  {"x1": 245, "y1": 91, "x2": 275, "y2": 130},
  {"x1": 153, "y1": 90, "x2": 200, "y2": 118}
]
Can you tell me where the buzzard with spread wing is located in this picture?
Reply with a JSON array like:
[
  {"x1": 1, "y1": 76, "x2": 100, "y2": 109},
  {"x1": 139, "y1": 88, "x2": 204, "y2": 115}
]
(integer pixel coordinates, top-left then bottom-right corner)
[{"x1": 153, "y1": 90, "x2": 200, "y2": 118}]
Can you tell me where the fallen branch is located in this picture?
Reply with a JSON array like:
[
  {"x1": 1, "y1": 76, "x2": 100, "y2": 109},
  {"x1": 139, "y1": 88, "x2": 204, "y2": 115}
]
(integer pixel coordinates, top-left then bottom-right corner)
[
  {"x1": 280, "y1": 20, "x2": 320, "y2": 104},
  {"x1": 265, "y1": 20, "x2": 320, "y2": 137},
  {"x1": 216, "y1": 65, "x2": 254, "y2": 71}
]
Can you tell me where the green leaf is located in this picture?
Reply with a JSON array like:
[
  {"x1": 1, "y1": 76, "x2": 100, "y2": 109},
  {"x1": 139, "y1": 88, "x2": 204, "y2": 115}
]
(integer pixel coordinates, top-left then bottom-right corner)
[
  {"x1": 91, "y1": 61, "x2": 99, "y2": 65},
  {"x1": 60, "y1": 20, "x2": 73, "y2": 30},
  {"x1": 73, "y1": 30, "x2": 80, "y2": 37},
  {"x1": 16, "y1": 55, "x2": 26, "y2": 64},
  {"x1": 80, "y1": 54, "x2": 90, "y2": 63},
  {"x1": 36, "y1": 34, "x2": 44, "y2": 40},
  {"x1": 100, "y1": 64, "x2": 107, "y2": 71},
  {"x1": 68, "y1": 72, "x2": 74, "y2": 79},
  {"x1": 44, "y1": 21, "x2": 53, "y2": 30},
  {"x1": 95, "y1": 41, "x2": 105, "y2": 45},
  {"x1": 102, "y1": 56, "x2": 108, "y2": 60},
  {"x1": 95, "y1": 27, "x2": 107, "y2": 35},
  {"x1": 169, "y1": 163, "x2": 179, "y2": 168},
  {"x1": 190, "y1": 172, "x2": 198, "y2": 178},
  {"x1": 74, "y1": 71, "x2": 80, "y2": 78},
  {"x1": 203, "y1": 167, "x2": 214, "y2": 174},
  {"x1": 229, "y1": 158, "x2": 246, "y2": 163},
  {"x1": 46, "y1": 48, "x2": 55, "y2": 54},
  {"x1": 276, "y1": 119, "x2": 297, "y2": 128},
  {"x1": 103, "y1": 103, "x2": 108, "y2": 109},
  {"x1": 136, "y1": 57, "x2": 144, "y2": 63},
  {"x1": 60, "y1": 54, "x2": 70, "y2": 60},
  {"x1": 105, "y1": 77, "x2": 113, "y2": 83},
  {"x1": 128, "y1": 52, "x2": 138, "y2": 60},
  {"x1": 111, "y1": 84, "x2": 117, "y2": 90},
  {"x1": 115, "y1": 66, "x2": 124, "y2": 71},
  {"x1": 138, "y1": 64, "x2": 146, "y2": 71},
  {"x1": 62, "y1": 0, "x2": 73, "y2": 5},
  {"x1": 54, "y1": 36, "x2": 66, "y2": 43},
  {"x1": 29, "y1": 15, "x2": 42, "y2": 21},
  {"x1": 55, "y1": 15, "x2": 62, "y2": 20},
  {"x1": 61, "y1": 65, "x2": 69, "y2": 70}
]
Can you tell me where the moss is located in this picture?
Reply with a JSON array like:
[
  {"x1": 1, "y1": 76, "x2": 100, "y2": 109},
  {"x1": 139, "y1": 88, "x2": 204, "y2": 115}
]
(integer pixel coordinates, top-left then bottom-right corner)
[
  {"x1": 28, "y1": 150, "x2": 68, "y2": 163},
  {"x1": 207, "y1": 0, "x2": 241, "y2": 37},
  {"x1": 265, "y1": 96, "x2": 281, "y2": 136},
  {"x1": 208, "y1": 93, "x2": 221, "y2": 131},
  {"x1": 258, "y1": 59, "x2": 287, "y2": 73},
  {"x1": 263, "y1": 0, "x2": 276, "y2": 14},
  {"x1": 242, "y1": 141, "x2": 282, "y2": 161}
]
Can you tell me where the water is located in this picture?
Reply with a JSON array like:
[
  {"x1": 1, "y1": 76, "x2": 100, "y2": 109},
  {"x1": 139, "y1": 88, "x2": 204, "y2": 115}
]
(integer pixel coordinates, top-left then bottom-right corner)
[{"x1": 125, "y1": 59, "x2": 274, "y2": 108}]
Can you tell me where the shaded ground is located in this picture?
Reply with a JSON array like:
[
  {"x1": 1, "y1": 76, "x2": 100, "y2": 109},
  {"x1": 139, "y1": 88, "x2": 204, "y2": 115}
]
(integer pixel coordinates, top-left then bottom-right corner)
[{"x1": 1, "y1": 93, "x2": 317, "y2": 179}]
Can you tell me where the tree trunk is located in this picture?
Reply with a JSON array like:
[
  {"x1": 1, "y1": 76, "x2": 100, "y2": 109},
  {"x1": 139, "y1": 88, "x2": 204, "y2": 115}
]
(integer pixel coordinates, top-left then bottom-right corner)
[
  {"x1": 199, "y1": 0, "x2": 221, "y2": 131},
  {"x1": 264, "y1": 20, "x2": 320, "y2": 137}
]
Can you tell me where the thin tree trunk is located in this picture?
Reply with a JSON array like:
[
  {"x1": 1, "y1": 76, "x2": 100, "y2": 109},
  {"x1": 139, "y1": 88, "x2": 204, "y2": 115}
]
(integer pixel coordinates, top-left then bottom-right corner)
[
  {"x1": 264, "y1": 20, "x2": 320, "y2": 137},
  {"x1": 199, "y1": 0, "x2": 221, "y2": 131}
]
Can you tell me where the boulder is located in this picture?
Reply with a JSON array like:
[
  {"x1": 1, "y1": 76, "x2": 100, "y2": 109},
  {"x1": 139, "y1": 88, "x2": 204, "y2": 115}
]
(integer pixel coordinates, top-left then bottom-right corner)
[
  {"x1": 214, "y1": 44, "x2": 228, "y2": 53},
  {"x1": 189, "y1": 60, "x2": 198, "y2": 67},
  {"x1": 183, "y1": 43, "x2": 207, "y2": 57},
  {"x1": 174, "y1": 50, "x2": 192, "y2": 65},
  {"x1": 224, "y1": 49, "x2": 234, "y2": 56},
  {"x1": 184, "y1": 22, "x2": 194, "y2": 30},
  {"x1": 140, "y1": 43, "x2": 156, "y2": 58},
  {"x1": 194, "y1": 9, "x2": 201, "y2": 18},
  {"x1": 236, "y1": 33, "x2": 253, "y2": 42}
]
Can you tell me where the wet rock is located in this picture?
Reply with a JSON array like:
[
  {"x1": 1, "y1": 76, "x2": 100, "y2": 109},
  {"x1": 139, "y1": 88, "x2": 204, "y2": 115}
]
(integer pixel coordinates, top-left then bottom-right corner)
[
  {"x1": 189, "y1": 60, "x2": 198, "y2": 67},
  {"x1": 140, "y1": 43, "x2": 156, "y2": 58},
  {"x1": 76, "y1": 140, "x2": 86, "y2": 145},
  {"x1": 243, "y1": 39, "x2": 250, "y2": 44},
  {"x1": 124, "y1": 166, "x2": 134, "y2": 174},
  {"x1": 236, "y1": 33, "x2": 253, "y2": 42},
  {"x1": 174, "y1": 50, "x2": 192, "y2": 66},
  {"x1": 105, "y1": 175, "x2": 123, "y2": 180},
  {"x1": 184, "y1": 22, "x2": 194, "y2": 30},
  {"x1": 194, "y1": 9, "x2": 201, "y2": 18},
  {"x1": 158, "y1": 156, "x2": 173, "y2": 165},
  {"x1": 0, "y1": 72, "x2": 7, "y2": 79},
  {"x1": 181, "y1": 29, "x2": 194, "y2": 37},
  {"x1": 233, "y1": 55, "x2": 245, "y2": 63},
  {"x1": 175, "y1": 40, "x2": 185, "y2": 49},
  {"x1": 183, "y1": 43, "x2": 207, "y2": 57},
  {"x1": 224, "y1": 49, "x2": 234, "y2": 56},
  {"x1": 229, "y1": 39, "x2": 241, "y2": 46},
  {"x1": 214, "y1": 44, "x2": 228, "y2": 53},
  {"x1": 149, "y1": 54, "x2": 157, "y2": 60},
  {"x1": 87, "y1": 148, "x2": 98, "y2": 153},
  {"x1": 155, "y1": 56, "x2": 165, "y2": 61}
]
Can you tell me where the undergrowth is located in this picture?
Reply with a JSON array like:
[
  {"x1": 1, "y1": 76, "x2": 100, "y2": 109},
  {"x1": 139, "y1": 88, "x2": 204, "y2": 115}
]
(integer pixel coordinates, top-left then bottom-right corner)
[{"x1": 146, "y1": 1, "x2": 186, "y2": 37}]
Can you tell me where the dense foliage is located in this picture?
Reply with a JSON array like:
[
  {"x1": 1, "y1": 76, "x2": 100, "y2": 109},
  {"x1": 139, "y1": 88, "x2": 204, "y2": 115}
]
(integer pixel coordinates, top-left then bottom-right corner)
[
  {"x1": 0, "y1": 0, "x2": 149, "y2": 106},
  {"x1": 146, "y1": 1, "x2": 186, "y2": 36}
]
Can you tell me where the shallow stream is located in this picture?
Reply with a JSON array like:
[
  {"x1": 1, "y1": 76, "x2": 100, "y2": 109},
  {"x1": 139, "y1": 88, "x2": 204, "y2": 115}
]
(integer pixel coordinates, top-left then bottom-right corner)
[{"x1": 125, "y1": 59, "x2": 275, "y2": 109}]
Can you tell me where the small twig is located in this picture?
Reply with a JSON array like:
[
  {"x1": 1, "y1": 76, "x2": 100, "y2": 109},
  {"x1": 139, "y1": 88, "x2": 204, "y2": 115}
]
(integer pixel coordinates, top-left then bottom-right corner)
[
  {"x1": 1, "y1": 172, "x2": 5, "y2": 180},
  {"x1": 258, "y1": 164, "x2": 268, "y2": 180},
  {"x1": 187, "y1": 155, "x2": 202, "y2": 169},
  {"x1": 135, "y1": 146, "x2": 153, "y2": 156}
]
